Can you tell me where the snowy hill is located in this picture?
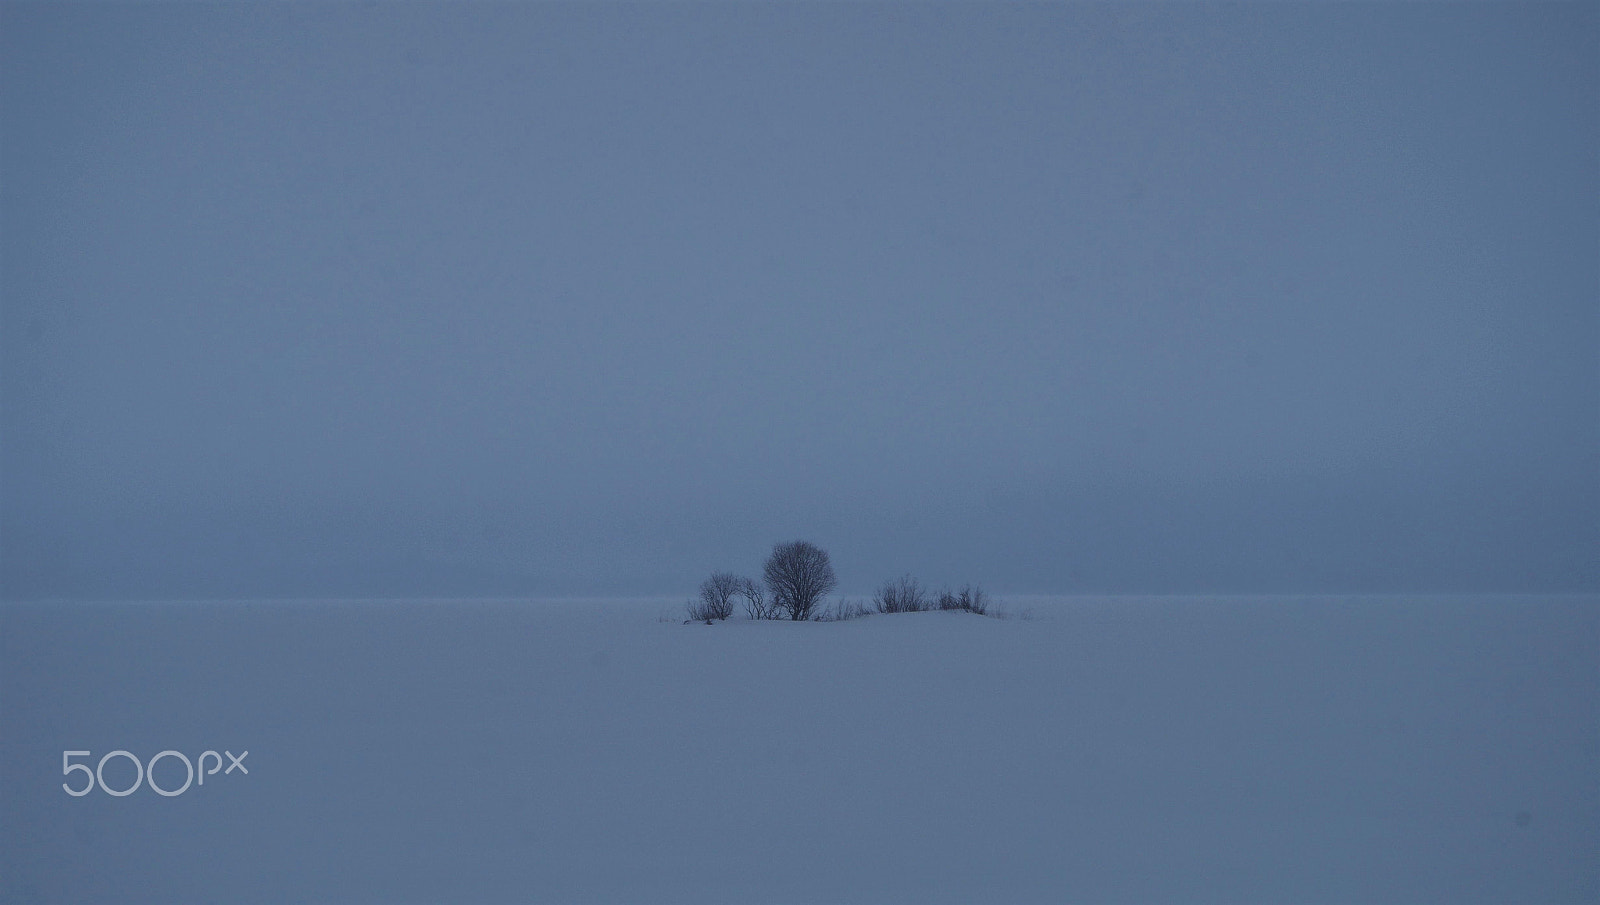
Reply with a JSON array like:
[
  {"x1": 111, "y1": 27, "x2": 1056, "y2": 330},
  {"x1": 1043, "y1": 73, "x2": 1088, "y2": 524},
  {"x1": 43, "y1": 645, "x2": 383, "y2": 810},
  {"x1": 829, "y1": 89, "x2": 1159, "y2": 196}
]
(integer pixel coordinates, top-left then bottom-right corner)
[{"x1": 2, "y1": 595, "x2": 1595, "y2": 903}]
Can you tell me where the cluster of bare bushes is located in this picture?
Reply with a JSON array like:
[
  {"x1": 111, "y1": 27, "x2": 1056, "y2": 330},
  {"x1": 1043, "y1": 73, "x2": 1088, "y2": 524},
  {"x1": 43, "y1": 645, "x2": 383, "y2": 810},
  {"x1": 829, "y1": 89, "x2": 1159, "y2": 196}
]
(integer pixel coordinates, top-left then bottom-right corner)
[
  {"x1": 687, "y1": 542, "x2": 996, "y2": 623},
  {"x1": 870, "y1": 574, "x2": 990, "y2": 616},
  {"x1": 685, "y1": 571, "x2": 763, "y2": 621},
  {"x1": 812, "y1": 599, "x2": 871, "y2": 622}
]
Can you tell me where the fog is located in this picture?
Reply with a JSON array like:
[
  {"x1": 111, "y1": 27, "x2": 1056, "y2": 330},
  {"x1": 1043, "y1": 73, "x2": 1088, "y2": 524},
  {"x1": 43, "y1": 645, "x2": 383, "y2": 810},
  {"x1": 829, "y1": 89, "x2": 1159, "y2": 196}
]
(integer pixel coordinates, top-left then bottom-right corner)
[{"x1": 3, "y1": 2, "x2": 1595, "y2": 599}]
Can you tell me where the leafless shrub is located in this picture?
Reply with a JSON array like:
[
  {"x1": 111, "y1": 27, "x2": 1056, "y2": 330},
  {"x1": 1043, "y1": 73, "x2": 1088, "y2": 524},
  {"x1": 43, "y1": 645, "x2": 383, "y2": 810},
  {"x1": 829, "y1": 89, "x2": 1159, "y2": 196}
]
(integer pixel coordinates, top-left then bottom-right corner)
[
  {"x1": 763, "y1": 540, "x2": 837, "y2": 621},
  {"x1": 815, "y1": 598, "x2": 871, "y2": 622},
  {"x1": 936, "y1": 584, "x2": 990, "y2": 615},
  {"x1": 962, "y1": 585, "x2": 989, "y2": 616},
  {"x1": 873, "y1": 574, "x2": 928, "y2": 614},
  {"x1": 684, "y1": 597, "x2": 719, "y2": 622},
  {"x1": 737, "y1": 576, "x2": 778, "y2": 620},
  {"x1": 694, "y1": 571, "x2": 740, "y2": 621}
]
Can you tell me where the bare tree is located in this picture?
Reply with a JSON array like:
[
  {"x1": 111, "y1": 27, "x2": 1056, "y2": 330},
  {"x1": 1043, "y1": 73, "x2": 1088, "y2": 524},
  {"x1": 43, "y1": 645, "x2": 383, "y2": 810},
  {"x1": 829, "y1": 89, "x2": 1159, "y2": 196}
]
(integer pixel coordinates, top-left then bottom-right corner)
[
  {"x1": 873, "y1": 574, "x2": 928, "y2": 614},
  {"x1": 763, "y1": 540, "x2": 837, "y2": 621},
  {"x1": 692, "y1": 571, "x2": 740, "y2": 621},
  {"x1": 737, "y1": 576, "x2": 777, "y2": 620}
]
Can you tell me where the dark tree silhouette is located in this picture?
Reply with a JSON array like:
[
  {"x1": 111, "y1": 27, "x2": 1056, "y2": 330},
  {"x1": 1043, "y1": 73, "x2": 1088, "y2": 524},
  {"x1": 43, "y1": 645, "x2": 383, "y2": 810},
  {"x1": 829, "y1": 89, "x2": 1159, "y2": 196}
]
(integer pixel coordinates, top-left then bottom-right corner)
[
  {"x1": 874, "y1": 574, "x2": 928, "y2": 614},
  {"x1": 763, "y1": 540, "x2": 837, "y2": 621},
  {"x1": 935, "y1": 584, "x2": 990, "y2": 615},
  {"x1": 692, "y1": 571, "x2": 740, "y2": 621},
  {"x1": 736, "y1": 576, "x2": 776, "y2": 620}
]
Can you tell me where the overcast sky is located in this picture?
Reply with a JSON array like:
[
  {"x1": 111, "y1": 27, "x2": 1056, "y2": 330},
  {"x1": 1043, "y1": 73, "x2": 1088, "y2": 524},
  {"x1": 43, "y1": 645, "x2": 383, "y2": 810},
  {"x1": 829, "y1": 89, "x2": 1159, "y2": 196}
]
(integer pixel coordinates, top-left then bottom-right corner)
[{"x1": 2, "y1": 1, "x2": 1595, "y2": 599}]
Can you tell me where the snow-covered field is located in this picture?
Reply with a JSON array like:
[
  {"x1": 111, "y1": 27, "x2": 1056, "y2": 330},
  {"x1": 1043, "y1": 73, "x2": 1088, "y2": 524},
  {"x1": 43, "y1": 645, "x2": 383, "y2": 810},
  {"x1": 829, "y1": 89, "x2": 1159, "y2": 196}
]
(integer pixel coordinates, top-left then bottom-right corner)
[{"x1": 2, "y1": 595, "x2": 1595, "y2": 903}]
